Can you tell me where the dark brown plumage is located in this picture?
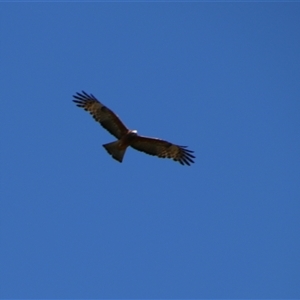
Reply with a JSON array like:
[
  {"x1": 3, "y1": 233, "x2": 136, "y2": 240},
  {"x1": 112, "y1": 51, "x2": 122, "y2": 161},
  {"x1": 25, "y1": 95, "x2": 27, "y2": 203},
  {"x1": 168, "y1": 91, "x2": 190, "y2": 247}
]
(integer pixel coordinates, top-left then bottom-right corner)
[{"x1": 73, "y1": 91, "x2": 195, "y2": 165}]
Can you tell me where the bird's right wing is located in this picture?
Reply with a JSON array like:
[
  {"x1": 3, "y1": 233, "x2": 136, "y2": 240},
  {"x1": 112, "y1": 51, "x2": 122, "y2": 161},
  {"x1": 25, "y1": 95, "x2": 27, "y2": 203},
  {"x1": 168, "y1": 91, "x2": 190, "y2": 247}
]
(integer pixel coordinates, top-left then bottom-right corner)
[{"x1": 73, "y1": 91, "x2": 129, "y2": 139}]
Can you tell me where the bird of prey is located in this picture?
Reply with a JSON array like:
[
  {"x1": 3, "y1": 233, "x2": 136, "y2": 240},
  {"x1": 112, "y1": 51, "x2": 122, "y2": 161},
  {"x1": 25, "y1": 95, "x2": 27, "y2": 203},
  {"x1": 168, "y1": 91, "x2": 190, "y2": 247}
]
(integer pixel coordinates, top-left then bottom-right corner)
[{"x1": 73, "y1": 91, "x2": 195, "y2": 166}]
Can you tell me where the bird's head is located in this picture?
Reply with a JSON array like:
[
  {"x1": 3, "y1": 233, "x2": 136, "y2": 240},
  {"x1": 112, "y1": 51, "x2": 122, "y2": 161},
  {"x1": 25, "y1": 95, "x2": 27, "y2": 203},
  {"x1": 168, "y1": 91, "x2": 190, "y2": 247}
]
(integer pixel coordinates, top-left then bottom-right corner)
[{"x1": 129, "y1": 129, "x2": 138, "y2": 136}]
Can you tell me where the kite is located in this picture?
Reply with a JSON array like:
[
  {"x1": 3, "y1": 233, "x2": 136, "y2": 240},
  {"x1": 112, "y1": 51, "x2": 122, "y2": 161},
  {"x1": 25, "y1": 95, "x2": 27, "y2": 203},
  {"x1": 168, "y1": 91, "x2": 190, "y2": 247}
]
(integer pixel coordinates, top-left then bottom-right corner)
[{"x1": 73, "y1": 91, "x2": 195, "y2": 166}]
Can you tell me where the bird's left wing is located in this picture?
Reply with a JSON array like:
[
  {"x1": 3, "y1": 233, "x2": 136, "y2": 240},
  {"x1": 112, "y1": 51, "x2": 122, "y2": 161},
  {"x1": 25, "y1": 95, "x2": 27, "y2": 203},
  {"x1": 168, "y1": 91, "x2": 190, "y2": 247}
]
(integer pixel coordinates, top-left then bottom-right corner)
[{"x1": 130, "y1": 135, "x2": 195, "y2": 166}]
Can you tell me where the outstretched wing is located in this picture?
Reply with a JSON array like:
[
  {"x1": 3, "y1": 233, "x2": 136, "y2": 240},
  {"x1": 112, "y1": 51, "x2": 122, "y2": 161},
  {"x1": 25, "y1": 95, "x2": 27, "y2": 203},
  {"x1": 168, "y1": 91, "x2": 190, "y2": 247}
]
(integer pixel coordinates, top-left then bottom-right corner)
[
  {"x1": 73, "y1": 91, "x2": 129, "y2": 139},
  {"x1": 130, "y1": 136, "x2": 195, "y2": 166}
]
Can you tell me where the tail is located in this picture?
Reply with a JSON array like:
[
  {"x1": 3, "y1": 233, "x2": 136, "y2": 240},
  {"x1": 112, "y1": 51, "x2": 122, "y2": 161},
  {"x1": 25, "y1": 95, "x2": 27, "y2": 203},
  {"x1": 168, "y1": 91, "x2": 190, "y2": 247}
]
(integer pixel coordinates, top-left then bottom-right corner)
[{"x1": 103, "y1": 141, "x2": 127, "y2": 163}]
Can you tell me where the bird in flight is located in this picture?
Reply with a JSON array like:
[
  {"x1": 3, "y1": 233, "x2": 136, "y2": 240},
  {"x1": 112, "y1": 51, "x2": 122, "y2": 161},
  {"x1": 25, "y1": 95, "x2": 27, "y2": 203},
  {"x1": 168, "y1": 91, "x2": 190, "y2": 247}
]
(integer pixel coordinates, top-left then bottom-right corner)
[{"x1": 73, "y1": 91, "x2": 195, "y2": 166}]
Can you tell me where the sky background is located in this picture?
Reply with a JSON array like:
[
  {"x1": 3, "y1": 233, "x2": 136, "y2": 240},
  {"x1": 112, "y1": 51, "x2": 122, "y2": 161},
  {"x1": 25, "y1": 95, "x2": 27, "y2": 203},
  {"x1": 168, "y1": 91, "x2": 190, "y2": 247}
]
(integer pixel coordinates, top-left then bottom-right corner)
[{"x1": 1, "y1": 2, "x2": 299, "y2": 299}]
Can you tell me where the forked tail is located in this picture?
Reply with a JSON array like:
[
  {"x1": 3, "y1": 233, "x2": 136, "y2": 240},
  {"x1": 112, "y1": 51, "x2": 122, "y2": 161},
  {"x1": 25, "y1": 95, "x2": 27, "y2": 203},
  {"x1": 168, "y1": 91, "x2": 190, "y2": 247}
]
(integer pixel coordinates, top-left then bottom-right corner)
[{"x1": 103, "y1": 141, "x2": 127, "y2": 163}]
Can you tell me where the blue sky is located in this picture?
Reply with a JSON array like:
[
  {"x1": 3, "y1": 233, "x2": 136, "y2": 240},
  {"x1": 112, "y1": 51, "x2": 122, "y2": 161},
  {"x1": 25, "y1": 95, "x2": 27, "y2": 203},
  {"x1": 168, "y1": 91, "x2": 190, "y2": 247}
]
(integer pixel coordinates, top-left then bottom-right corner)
[{"x1": 1, "y1": 2, "x2": 299, "y2": 299}]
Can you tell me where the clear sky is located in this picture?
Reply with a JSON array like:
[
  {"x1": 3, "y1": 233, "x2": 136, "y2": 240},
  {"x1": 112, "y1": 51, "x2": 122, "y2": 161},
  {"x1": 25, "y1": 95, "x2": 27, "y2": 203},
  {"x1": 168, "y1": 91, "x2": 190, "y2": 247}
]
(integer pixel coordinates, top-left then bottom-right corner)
[{"x1": 1, "y1": 2, "x2": 299, "y2": 299}]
